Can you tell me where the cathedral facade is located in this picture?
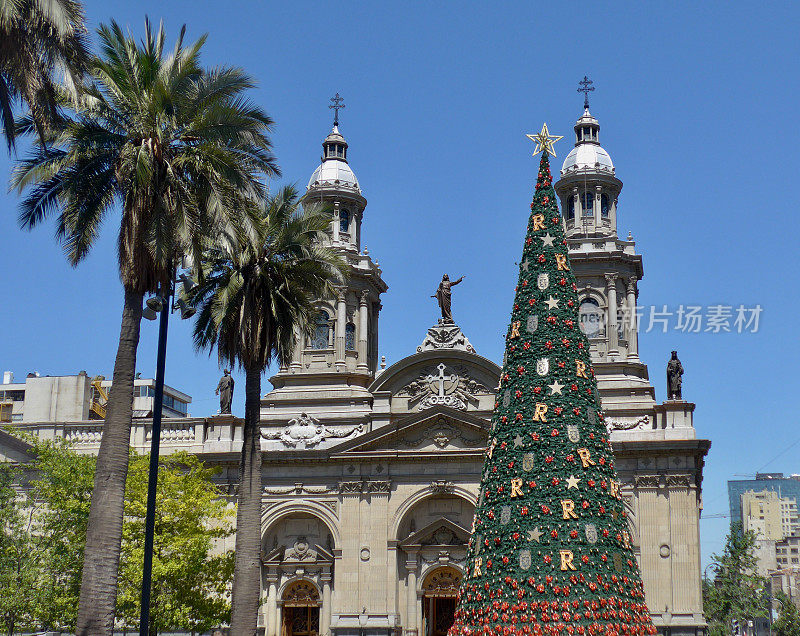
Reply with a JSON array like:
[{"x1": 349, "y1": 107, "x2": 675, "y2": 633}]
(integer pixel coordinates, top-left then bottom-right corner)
[
  {"x1": 252, "y1": 105, "x2": 710, "y2": 636},
  {"x1": 7, "y1": 103, "x2": 710, "y2": 636}
]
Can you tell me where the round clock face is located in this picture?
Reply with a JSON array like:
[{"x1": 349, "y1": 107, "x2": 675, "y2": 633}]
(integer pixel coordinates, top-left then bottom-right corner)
[{"x1": 579, "y1": 298, "x2": 604, "y2": 337}]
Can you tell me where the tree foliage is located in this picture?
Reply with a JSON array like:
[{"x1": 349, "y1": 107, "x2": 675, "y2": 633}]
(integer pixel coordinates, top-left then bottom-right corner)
[
  {"x1": 0, "y1": 438, "x2": 234, "y2": 634},
  {"x1": 773, "y1": 591, "x2": 800, "y2": 636},
  {"x1": 117, "y1": 451, "x2": 234, "y2": 635},
  {"x1": 703, "y1": 526, "x2": 770, "y2": 636},
  {"x1": 0, "y1": 0, "x2": 89, "y2": 149}
]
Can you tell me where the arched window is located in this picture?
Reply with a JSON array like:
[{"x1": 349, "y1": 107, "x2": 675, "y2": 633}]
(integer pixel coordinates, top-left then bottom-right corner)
[
  {"x1": 566, "y1": 196, "x2": 575, "y2": 221},
  {"x1": 311, "y1": 311, "x2": 331, "y2": 349},
  {"x1": 582, "y1": 192, "x2": 594, "y2": 217},
  {"x1": 339, "y1": 209, "x2": 350, "y2": 233},
  {"x1": 345, "y1": 323, "x2": 356, "y2": 350},
  {"x1": 601, "y1": 194, "x2": 610, "y2": 218},
  {"x1": 579, "y1": 298, "x2": 604, "y2": 337}
]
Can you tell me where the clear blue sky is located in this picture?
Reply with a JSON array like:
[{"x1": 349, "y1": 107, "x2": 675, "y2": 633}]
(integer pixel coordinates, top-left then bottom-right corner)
[{"x1": 1, "y1": 1, "x2": 798, "y2": 570}]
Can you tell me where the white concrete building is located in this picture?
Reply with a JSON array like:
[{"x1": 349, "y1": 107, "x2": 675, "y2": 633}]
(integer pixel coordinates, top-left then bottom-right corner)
[
  {"x1": 2, "y1": 103, "x2": 711, "y2": 636},
  {"x1": 0, "y1": 371, "x2": 191, "y2": 423}
]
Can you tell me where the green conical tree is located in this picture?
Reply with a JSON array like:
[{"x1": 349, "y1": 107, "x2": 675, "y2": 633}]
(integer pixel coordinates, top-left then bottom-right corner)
[{"x1": 449, "y1": 146, "x2": 656, "y2": 636}]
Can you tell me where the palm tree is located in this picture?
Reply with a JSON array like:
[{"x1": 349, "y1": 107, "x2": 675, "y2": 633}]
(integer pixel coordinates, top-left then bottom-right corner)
[
  {"x1": 189, "y1": 185, "x2": 345, "y2": 636},
  {"x1": 0, "y1": 0, "x2": 89, "y2": 149},
  {"x1": 11, "y1": 19, "x2": 278, "y2": 636}
]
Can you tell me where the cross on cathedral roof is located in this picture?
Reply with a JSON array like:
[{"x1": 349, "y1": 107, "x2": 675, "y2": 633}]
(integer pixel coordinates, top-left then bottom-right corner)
[
  {"x1": 329, "y1": 92, "x2": 345, "y2": 126},
  {"x1": 578, "y1": 75, "x2": 595, "y2": 109}
]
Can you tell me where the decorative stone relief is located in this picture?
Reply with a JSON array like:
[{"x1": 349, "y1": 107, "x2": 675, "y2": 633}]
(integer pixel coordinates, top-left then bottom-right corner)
[
  {"x1": 429, "y1": 480, "x2": 455, "y2": 494},
  {"x1": 398, "y1": 363, "x2": 490, "y2": 412},
  {"x1": 260, "y1": 412, "x2": 363, "y2": 449},
  {"x1": 263, "y1": 483, "x2": 334, "y2": 496},
  {"x1": 417, "y1": 320, "x2": 475, "y2": 353},
  {"x1": 285, "y1": 537, "x2": 318, "y2": 562},
  {"x1": 607, "y1": 416, "x2": 650, "y2": 432},
  {"x1": 337, "y1": 480, "x2": 391, "y2": 495}
]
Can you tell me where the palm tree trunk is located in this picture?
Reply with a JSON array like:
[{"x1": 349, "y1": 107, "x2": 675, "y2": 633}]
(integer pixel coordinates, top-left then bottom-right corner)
[
  {"x1": 76, "y1": 288, "x2": 143, "y2": 636},
  {"x1": 229, "y1": 366, "x2": 263, "y2": 636}
]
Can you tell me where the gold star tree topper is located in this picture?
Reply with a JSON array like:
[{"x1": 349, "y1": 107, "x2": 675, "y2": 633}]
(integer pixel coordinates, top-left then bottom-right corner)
[{"x1": 526, "y1": 123, "x2": 563, "y2": 157}]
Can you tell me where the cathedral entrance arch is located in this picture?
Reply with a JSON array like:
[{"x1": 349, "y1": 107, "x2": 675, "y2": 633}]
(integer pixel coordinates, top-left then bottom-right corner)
[
  {"x1": 421, "y1": 567, "x2": 462, "y2": 636},
  {"x1": 282, "y1": 580, "x2": 320, "y2": 636}
]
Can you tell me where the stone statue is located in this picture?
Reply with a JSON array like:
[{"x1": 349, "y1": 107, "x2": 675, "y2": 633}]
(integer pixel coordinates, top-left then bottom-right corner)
[
  {"x1": 432, "y1": 274, "x2": 464, "y2": 322},
  {"x1": 666, "y1": 351, "x2": 684, "y2": 400},
  {"x1": 216, "y1": 369, "x2": 234, "y2": 414}
]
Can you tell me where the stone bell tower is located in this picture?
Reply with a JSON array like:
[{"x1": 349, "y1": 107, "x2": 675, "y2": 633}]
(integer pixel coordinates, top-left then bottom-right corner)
[
  {"x1": 261, "y1": 95, "x2": 388, "y2": 430},
  {"x1": 554, "y1": 90, "x2": 655, "y2": 420},
  {"x1": 554, "y1": 79, "x2": 709, "y2": 636}
]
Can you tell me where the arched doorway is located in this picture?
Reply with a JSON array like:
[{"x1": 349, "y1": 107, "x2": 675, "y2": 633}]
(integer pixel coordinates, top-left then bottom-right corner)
[
  {"x1": 282, "y1": 580, "x2": 320, "y2": 636},
  {"x1": 422, "y1": 567, "x2": 462, "y2": 636}
]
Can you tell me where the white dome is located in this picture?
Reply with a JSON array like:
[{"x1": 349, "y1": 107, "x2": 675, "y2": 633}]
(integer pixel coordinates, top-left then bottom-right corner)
[
  {"x1": 307, "y1": 158, "x2": 360, "y2": 191},
  {"x1": 561, "y1": 144, "x2": 614, "y2": 173}
]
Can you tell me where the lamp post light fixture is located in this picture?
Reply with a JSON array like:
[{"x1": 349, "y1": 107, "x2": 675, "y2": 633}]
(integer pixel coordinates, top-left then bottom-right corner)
[{"x1": 138, "y1": 270, "x2": 195, "y2": 636}]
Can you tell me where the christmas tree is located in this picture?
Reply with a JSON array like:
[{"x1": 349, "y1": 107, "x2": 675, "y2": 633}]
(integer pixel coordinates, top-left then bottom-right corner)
[{"x1": 449, "y1": 128, "x2": 656, "y2": 636}]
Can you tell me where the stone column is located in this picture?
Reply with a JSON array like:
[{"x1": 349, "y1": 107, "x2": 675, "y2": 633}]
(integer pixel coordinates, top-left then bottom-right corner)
[
  {"x1": 290, "y1": 327, "x2": 302, "y2": 370},
  {"x1": 265, "y1": 570, "x2": 279, "y2": 636},
  {"x1": 275, "y1": 600, "x2": 283, "y2": 636},
  {"x1": 332, "y1": 201, "x2": 340, "y2": 243},
  {"x1": 405, "y1": 554, "x2": 419, "y2": 636},
  {"x1": 610, "y1": 196, "x2": 618, "y2": 232},
  {"x1": 321, "y1": 569, "x2": 332, "y2": 636},
  {"x1": 352, "y1": 210, "x2": 360, "y2": 250},
  {"x1": 594, "y1": 185, "x2": 602, "y2": 233},
  {"x1": 357, "y1": 290, "x2": 369, "y2": 371},
  {"x1": 335, "y1": 287, "x2": 346, "y2": 366},
  {"x1": 571, "y1": 186, "x2": 579, "y2": 230},
  {"x1": 626, "y1": 277, "x2": 640, "y2": 360},
  {"x1": 605, "y1": 274, "x2": 619, "y2": 358}
]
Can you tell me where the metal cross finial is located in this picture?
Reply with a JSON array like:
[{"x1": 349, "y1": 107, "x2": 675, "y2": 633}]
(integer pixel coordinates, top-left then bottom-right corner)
[
  {"x1": 578, "y1": 76, "x2": 595, "y2": 109},
  {"x1": 329, "y1": 92, "x2": 345, "y2": 126}
]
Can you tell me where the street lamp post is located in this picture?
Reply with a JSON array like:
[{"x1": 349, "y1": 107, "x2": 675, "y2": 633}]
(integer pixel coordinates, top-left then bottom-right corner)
[
  {"x1": 138, "y1": 274, "x2": 195, "y2": 636},
  {"x1": 138, "y1": 284, "x2": 170, "y2": 636}
]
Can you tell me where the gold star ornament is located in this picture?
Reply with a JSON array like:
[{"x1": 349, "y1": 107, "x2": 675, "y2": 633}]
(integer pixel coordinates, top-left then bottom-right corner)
[{"x1": 526, "y1": 123, "x2": 563, "y2": 157}]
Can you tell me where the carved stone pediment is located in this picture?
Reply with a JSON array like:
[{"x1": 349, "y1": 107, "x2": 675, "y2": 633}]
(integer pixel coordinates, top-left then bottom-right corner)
[
  {"x1": 392, "y1": 418, "x2": 484, "y2": 450},
  {"x1": 400, "y1": 517, "x2": 471, "y2": 550},
  {"x1": 397, "y1": 362, "x2": 490, "y2": 412},
  {"x1": 262, "y1": 540, "x2": 334, "y2": 566}
]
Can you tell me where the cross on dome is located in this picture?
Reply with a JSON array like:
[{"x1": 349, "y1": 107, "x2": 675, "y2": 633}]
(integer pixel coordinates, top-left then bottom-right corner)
[
  {"x1": 329, "y1": 92, "x2": 345, "y2": 126},
  {"x1": 578, "y1": 76, "x2": 595, "y2": 110}
]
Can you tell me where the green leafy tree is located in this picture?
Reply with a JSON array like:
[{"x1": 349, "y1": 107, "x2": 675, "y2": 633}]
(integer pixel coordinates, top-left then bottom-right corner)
[
  {"x1": 0, "y1": 463, "x2": 41, "y2": 635},
  {"x1": 773, "y1": 591, "x2": 800, "y2": 636},
  {"x1": 449, "y1": 147, "x2": 656, "y2": 636},
  {"x1": 27, "y1": 438, "x2": 95, "y2": 630},
  {"x1": 11, "y1": 19, "x2": 278, "y2": 635},
  {"x1": 703, "y1": 526, "x2": 769, "y2": 636},
  {"x1": 0, "y1": 0, "x2": 89, "y2": 149},
  {"x1": 116, "y1": 452, "x2": 234, "y2": 635},
  {"x1": 189, "y1": 185, "x2": 345, "y2": 635}
]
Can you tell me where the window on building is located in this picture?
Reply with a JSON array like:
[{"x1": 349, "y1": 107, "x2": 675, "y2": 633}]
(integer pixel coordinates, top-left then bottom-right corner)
[
  {"x1": 582, "y1": 192, "x2": 594, "y2": 217},
  {"x1": 311, "y1": 311, "x2": 331, "y2": 349},
  {"x1": 566, "y1": 196, "x2": 575, "y2": 221},
  {"x1": 579, "y1": 298, "x2": 604, "y2": 337},
  {"x1": 345, "y1": 322, "x2": 356, "y2": 350},
  {"x1": 339, "y1": 209, "x2": 350, "y2": 233},
  {"x1": 601, "y1": 194, "x2": 610, "y2": 218}
]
